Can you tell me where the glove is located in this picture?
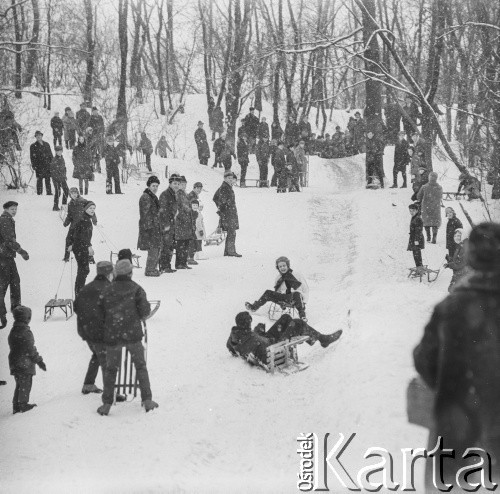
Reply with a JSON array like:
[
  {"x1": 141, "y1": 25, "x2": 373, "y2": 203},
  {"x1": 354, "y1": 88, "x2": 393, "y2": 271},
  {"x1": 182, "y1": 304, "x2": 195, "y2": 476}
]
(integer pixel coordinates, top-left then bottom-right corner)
[
  {"x1": 38, "y1": 361, "x2": 47, "y2": 371},
  {"x1": 88, "y1": 246, "x2": 94, "y2": 256},
  {"x1": 18, "y1": 249, "x2": 29, "y2": 261}
]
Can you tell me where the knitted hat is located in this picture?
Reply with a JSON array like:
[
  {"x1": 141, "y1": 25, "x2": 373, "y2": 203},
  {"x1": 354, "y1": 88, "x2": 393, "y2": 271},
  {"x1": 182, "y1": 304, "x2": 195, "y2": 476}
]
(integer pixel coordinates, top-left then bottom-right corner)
[
  {"x1": 117, "y1": 248, "x2": 133, "y2": 262},
  {"x1": 146, "y1": 176, "x2": 160, "y2": 187},
  {"x1": 84, "y1": 201, "x2": 96, "y2": 211},
  {"x1": 235, "y1": 311, "x2": 252, "y2": 329},
  {"x1": 467, "y1": 223, "x2": 500, "y2": 271},
  {"x1": 191, "y1": 199, "x2": 199, "y2": 206},
  {"x1": 193, "y1": 182, "x2": 203, "y2": 188},
  {"x1": 96, "y1": 261, "x2": 114, "y2": 276},
  {"x1": 115, "y1": 259, "x2": 133, "y2": 276},
  {"x1": 12, "y1": 305, "x2": 32, "y2": 324},
  {"x1": 224, "y1": 171, "x2": 236, "y2": 179},
  {"x1": 3, "y1": 201, "x2": 18, "y2": 209},
  {"x1": 169, "y1": 174, "x2": 180, "y2": 184}
]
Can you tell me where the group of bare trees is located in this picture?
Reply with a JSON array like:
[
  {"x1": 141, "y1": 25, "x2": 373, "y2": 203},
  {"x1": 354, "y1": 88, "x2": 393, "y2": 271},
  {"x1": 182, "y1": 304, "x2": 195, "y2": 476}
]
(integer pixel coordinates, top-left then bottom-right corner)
[{"x1": 1, "y1": 0, "x2": 499, "y2": 177}]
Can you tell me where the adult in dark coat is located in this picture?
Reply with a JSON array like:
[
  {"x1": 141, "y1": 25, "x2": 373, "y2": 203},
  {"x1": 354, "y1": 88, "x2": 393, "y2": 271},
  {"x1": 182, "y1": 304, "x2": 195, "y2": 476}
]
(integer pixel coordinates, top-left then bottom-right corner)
[
  {"x1": 444, "y1": 207, "x2": 463, "y2": 259},
  {"x1": 8, "y1": 306, "x2": 45, "y2": 414},
  {"x1": 62, "y1": 108, "x2": 77, "y2": 149},
  {"x1": 284, "y1": 116, "x2": 300, "y2": 147},
  {"x1": 139, "y1": 132, "x2": 154, "y2": 172},
  {"x1": 273, "y1": 142, "x2": 288, "y2": 193},
  {"x1": 365, "y1": 129, "x2": 385, "y2": 188},
  {"x1": 256, "y1": 138, "x2": 271, "y2": 186},
  {"x1": 174, "y1": 177, "x2": 195, "y2": 269},
  {"x1": 241, "y1": 107, "x2": 259, "y2": 153},
  {"x1": 89, "y1": 107, "x2": 105, "y2": 157},
  {"x1": 212, "y1": 135, "x2": 226, "y2": 168},
  {"x1": 417, "y1": 171, "x2": 443, "y2": 243},
  {"x1": 50, "y1": 147, "x2": 70, "y2": 211},
  {"x1": 50, "y1": 112, "x2": 64, "y2": 148},
  {"x1": 102, "y1": 137, "x2": 122, "y2": 194},
  {"x1": 76, "y1": 103, "x2": 91, "y2": 135},
  {"x1": 97, "y1": 259, "x2": 157, "y2": 415},
  {"x1": 0, "y1": 202, "x2": 29, "y2": 329},
  {"x1": 138, "y1": 176, "x2": 162, "y2": 276},
  {"x1": 155, "y1": 136, "x2": 172, "y2": 158},
  {"x1": 30, "y1": 130, "x2": 53, "y2": 195},
  {"x1": 271, "y1": 120, "x2": 283, "y2": 142},
  {"x1": 63, "y1": 188, "x2": 97, "y2": 262},
  {"x1": 257, "y1": 117, "x2": 270, "y2": 141},
  {"x1": 391, "y1": 131, "x2": 410, "y2": 188},
  {"x1": 194, "y1": 121, "x2": 210, "y2": 166},
  {"x1": 158, "y1": 174, "x2": 179, "y2": 273},
  {"x1": 72, "y1": 136, "x2": 93, "y2": 195},
  {"x1": 407, "y1": 203, "x2": 425, "y2": 268},
  {"x1": 67, "y1": 201, "x2": 96, "y2": 296},
  {"x1": 73, "y1": 261, "x2": 114, "y2": 395},
  {"x1": 212, "y1": 106, "x2": 224, "y2": 140},
  {"x1": 237, "y1": 135, "x2": 249, "y2": 186},
  {"x1": 213, "y1": 172, "x2": 241, "y2": 257},
  {"x1": 413, "y1": 223, "x2": 500, "y2": 491}
]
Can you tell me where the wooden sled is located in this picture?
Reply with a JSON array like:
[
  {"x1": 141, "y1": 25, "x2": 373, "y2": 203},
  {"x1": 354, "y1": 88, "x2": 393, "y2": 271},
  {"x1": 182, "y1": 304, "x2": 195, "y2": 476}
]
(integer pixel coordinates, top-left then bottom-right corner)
[
  {"x1": 110, "y1": 251, "x2": 141, "y2": 268},
  {"x1": 238, "y1": 179, "x2": 269, "y2": 188},
  {"x1": 443, "y1": 192, "x2": 467, "y2": 201},
  {"x1": 44, "y1": 298, "x2": 73, "y2": 321},
  {"x1": 266, "y1": 336, "x2": 311, "y2": 374},
  {"x1": 408, "y1": 265, "x2": 440, "y2": 283},
  {"x1": 204, "y1": 228, "x2": 226, "y2": 246},
  {"x1": 114, "y1": 345, "x2": 138, "y2": 401}
]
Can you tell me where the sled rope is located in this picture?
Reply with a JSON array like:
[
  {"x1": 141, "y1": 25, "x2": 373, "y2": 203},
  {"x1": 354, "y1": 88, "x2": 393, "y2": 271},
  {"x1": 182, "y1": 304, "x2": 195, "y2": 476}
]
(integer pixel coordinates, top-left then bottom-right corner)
[
  {"x1": 95, "y1": 224, "x2": 119, "y2": 251},
  {"x1": 54, "y1": 261, "x2": 67, "y2": 299}
]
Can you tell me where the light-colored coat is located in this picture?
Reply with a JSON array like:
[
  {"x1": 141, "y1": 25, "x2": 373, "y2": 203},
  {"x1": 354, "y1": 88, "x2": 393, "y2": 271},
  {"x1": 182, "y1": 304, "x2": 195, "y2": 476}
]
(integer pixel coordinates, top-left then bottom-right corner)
[
  {"x1": 274, "y1": 270, "x2": 309, "y2": 304},
  {"x1": 417, "y1": 178, "x2": 443, "y2": 227}
]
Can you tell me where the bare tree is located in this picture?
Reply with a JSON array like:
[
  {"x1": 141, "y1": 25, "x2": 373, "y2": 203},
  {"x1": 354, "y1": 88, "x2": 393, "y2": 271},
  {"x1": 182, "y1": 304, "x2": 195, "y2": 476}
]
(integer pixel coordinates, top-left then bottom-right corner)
[{"x1": 83, "y1": 0, "x2": 95, "y2": 104}]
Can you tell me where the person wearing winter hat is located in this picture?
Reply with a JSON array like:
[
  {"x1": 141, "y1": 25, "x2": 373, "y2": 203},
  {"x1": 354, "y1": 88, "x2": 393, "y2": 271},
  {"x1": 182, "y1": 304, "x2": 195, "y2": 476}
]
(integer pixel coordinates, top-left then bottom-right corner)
[
  {"x1": 158, "y1": 175, "x2": 180, "y2": 273},
  {"x1": 30, "y1": 130, "x2": 53, "y2": 196},
  {"x1": 74, "y1": 261, "x2": 114, "y2": 395},
  {"x1": 417, "y1": 171, "x2": 443, "y2": 244},
  {"x1": 444, "y1": 207, "x2": 463, "y2": 260},
  {"x1": 8, "y1": 306, "x2": 46, "y2": 414},
  {"x1": 117, "y1": 248, "x2": 133, "y2": 263},
  {"x1": 194, "y1": 121, "x2": 210, "y2": 166},
  {"x1": 245, "y1": 257, "x2": 309, "y2": 320},
  {"x1": 226, "y1": 311, "x2": 342, "y2": 366},
  {"x1": 138, "y1": 176, "x2": 162, "y2": 276},
  {"x1": 97, "y1": 259, "x2": 158, "y2": 415},
  {"x1": 414, "y1": 221, "x2": 500, "y2": 491},
  {"x1": 67, "y1": 201, "x2": 96, "y2": 296},
  {"x1": 0, "y1": 201, "x2": 29, "y2": 330},
  {"x1": 444, "y1": 228, "x2": 469, "y2": 292},
  {"x1": 213, "y1": 172, "x2": 241, "y2": 257}
]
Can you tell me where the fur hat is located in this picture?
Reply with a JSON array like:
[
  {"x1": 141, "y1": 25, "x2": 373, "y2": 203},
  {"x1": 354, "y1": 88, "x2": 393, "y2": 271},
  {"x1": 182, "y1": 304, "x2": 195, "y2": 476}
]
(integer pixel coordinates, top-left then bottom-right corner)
[
  {"x1": 468, "y1": 223, "x2": 500, "y2": 271},
  {"x1": 12, "y1": 305, "x2": 32, "y2": 324},
  {"x1": 96, "y1": 261, "x2": 114, "y2": 276},
  {"x1": 117, "y1": 249, "x2": 133, "y2": 262},
  {"x1": 115, "y1": 259, "x2": 133, "y2": 276},
  {"x1": 146, "y1": 176, "x2": 160, "y2": 187},
  {"x1": 235, "y1": 311, "x2": 252, "y2": 329}
]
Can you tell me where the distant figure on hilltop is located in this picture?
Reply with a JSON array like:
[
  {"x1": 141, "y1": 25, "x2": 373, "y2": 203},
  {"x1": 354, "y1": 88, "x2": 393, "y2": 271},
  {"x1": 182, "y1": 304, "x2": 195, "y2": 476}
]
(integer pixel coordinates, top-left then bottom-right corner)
[{"x1": 194, "y1": 121, "x2": 210, "y2": 166}]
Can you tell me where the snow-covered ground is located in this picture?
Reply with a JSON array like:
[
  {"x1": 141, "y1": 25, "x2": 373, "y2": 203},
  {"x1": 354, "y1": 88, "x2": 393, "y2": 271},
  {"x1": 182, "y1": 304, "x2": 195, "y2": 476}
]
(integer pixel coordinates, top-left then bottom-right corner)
[{"x1": 0, "y1": 93, "x2": 492, "y2": 493}]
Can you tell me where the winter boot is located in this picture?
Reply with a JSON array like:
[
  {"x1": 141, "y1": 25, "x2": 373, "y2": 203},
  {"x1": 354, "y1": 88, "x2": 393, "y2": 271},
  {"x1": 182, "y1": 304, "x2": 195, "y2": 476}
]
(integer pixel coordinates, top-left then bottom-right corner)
[
  {"x1": 145, "y1": 270, "x2": 161, "y2": 277},
  {"x1": 82, "y1": 384, "x2": 103, "y2": 395},
  {"x1": 17, "y1": 403, "x2": 37, "y2": 414},
  {"x1": 390, "y1": 184, "x2": 398, "y2": 188},
  {"x1": 160, "y1": 267, "x2": 176, "y2": 273},
  {"x1": 97, "y1": 404, "x2": 111, "y2": 416},
  {"x1": 53, "y1": 205, "x2": 60, "y2": 211},
  {"x1": 319, "y1": 330, "x2": 343, "y2": 348},
  {"x1": 0, "y1": 314, "x2": 7, "y2": 329},
  {"x1": 0, "y1": 380, "x2": 7, "y2": 386},
  {"x1": 299, "y1": 310, "x2": 307, "y2": 322},
  {"x1": 13, "y1": 403, "x2": 20, "y2": 414},
  {"x1": 142, "y1": 399, "x2": 159, "y2": 412},
  {"x1": 187, "y1": 258, "x2": 198, "y2": 265},
  {"x1": 245, "y1": 302, "x2": 257, "y2": 312}
]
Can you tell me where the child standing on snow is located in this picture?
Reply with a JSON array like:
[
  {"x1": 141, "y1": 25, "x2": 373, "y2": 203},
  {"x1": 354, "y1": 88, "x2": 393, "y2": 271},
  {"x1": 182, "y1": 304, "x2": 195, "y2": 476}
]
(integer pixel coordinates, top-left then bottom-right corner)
[
  {"x1": 445, "y1": 207, "x2": 463, "y2": 260},
  {"x1": 193, "y1": 200, "x2": 207, "y2": 260},
  {"x1": 408, "y1": 203, "x2": 425, "y2": 269},
  {"x1": 8, "y1": 306, "x2": 46, "y2": 414}
]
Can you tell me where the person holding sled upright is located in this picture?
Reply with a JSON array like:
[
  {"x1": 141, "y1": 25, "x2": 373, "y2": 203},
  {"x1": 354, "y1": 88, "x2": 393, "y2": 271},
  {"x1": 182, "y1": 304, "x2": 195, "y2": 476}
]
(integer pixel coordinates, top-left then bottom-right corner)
[{"x1": 245, "y1": 256, "x2": 309, "y2": 321}]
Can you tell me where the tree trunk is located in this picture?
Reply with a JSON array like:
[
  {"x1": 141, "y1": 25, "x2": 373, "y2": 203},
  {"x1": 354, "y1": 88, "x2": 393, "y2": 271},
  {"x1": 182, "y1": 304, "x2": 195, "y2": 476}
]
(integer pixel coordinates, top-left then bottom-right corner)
[
  {"x1": 116, "y1": 0, "x2": 128, "y2": 124},
  {"x1": 24, "y1": 0, "x2": 40, "y2": 87},
  {"x1": 11, "y1": 0, "x2": 22, "y2": 98},
  {"x1": 46, "y1": 0, "x2": 52, "y2": 110},
  {"x1": 166, "y1": 0, "x2": 179, "y2": 93},
  {"x1": 83, "y1": 0, "x2": 95, "y2": 104}
]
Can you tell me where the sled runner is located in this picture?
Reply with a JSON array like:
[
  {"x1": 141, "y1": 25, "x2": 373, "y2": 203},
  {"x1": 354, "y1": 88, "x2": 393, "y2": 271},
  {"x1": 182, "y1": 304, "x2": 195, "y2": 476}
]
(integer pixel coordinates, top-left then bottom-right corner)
[
  {"x1": 204, "y1": 227, "x2": 226, "y2": 246},
  {"x1": 366, "y1": 176, "x2": 381, "y2": 190},
  {"x1": 408, "y1": 265, "x2": 440, "y2": 283},
  {"x1": 109, "y1": 251, "x2": 142, "y2": 268},
  {"x1": 146, "y1": 300, "x2": 161, "y2": 319},
  {"x1": 443, "y1": 192, "x2": 467, "y2": 201},
  {"x1": 44, "y1": 298, "x2": 73, "y2": 321}
]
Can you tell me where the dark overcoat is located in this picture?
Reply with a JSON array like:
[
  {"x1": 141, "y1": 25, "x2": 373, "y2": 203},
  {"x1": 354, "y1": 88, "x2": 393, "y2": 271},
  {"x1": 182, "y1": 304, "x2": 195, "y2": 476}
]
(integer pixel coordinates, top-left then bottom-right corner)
[
  {"x1": 30, "y1": 140, "x2": 53, "y2": 178},
  {"x1": 8, "y1": 322, "x2": 42, "y2": 375},
  {"x1": 138, "y1": 188, "x2": 161, "y2": 250},
  {"x1": 175, "y1": 189, "x2": 195, "y2": 241},
  {"x1": 159, "y1": 187, "x2": 178, "y2": 232},
  {"x1": 0, "y1": 210, "x2": 20, "y2": 259},
  {"x1": 213, "y1": 181, "x2": 239, "y2": 231},
  {"x1": 72, "y1": 142, "x2": 93, "y2": 180},
  {"x1": 407, "y1": 214, "x2": 425, "y2": 251}
]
